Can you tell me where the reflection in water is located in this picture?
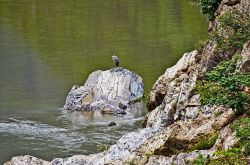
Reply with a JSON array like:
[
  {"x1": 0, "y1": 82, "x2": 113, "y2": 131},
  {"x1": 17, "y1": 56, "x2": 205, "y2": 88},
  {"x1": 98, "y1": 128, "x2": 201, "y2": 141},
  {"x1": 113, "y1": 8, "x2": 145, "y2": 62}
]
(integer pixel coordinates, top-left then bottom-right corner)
[
  {"x1": 63, "y1": 102, "x2": 144, "y2": 127},
  {"x1": 0, "y1": 0, "x2": 207, "y2": 163}
]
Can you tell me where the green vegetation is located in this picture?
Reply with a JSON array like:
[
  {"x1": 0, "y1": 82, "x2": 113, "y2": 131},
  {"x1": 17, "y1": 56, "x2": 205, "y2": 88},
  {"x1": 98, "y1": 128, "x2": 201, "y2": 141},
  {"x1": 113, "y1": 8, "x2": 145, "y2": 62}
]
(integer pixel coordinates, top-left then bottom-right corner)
[
  {"x1": 211, "y1": 10, "x2": 250, "y2": 53},
  {"x1": 193, "y1": 154, "x2": 209, "y2": 165},
  {"x1": 183, "y1": 1, "x2": 250, "y2": 164},
  {"x1": 211, "y1": 148, "x2": 245, "y2": 165},
  {"x1": 232, "y1": 118, "x2": 250, "y2": 155},
  {"x1": 193, "y1": 5, "x2": 250, "y2": 163},
  {"x1": 198, "y1": 0, "x2": 221, "y2": 20},
  {"x1": 192, "y1": 148, "x2": 247, "y2": 165},
  {"x1": 145, "y1": 151, "x2": 154, "y2": 159},
  {"x1": 190, "y1": 133, "x2": 218, "y2": 151},
  {"x1": 195, "y1": 55, "x2": 250, "y2": 114},
  {"x1": 193, "y1": 117, "x2": 250, "y2": 164},
  {"x1": 97, "y1": 144, "x2": 110, "y2": 152}
]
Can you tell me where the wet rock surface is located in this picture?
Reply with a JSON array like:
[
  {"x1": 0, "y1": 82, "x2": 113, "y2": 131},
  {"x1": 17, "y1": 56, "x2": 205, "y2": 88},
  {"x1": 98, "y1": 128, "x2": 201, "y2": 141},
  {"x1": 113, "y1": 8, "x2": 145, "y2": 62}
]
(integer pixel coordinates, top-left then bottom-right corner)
[
  {"x1": 108, "y1": 122, "x2": 117, "y2": 127},
  {"x1": 63, "y1": 67, "x2": 144, "y2": 114}
]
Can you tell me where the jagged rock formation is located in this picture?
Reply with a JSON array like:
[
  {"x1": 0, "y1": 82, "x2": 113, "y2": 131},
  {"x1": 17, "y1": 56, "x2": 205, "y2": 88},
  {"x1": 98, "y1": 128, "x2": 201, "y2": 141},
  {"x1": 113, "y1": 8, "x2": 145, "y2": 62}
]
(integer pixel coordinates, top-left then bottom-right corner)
[
  {"x1": 63, "y1": 67, "x2": 144, "y2": 114},
  {"x1": 146, "y1": 0, "x2": 250, "y2": 128},
  {"x1": 5, "y1": 0, "x2": 250, "y2": 164},
  {"x1": 145, "y1": 50, "x2": 202, "y2": 128}
]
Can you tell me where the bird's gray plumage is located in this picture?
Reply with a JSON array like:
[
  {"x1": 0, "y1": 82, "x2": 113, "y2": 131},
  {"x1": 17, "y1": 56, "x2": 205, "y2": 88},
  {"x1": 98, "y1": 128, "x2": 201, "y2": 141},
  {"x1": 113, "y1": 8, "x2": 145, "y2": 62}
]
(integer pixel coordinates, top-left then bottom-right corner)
[{"x1": 112, "y1": 55, "x2": 119, "y2": 67}]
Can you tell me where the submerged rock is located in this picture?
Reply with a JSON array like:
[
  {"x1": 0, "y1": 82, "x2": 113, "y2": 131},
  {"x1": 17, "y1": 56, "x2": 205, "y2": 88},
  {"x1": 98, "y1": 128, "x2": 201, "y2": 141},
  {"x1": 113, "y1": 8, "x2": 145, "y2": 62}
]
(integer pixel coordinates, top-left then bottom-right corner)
[
  {"x1": 63, "y1": 67, "x2": 144, "y2": 114},
  {"x1": 108, "y1": 121, "x2": 117, "y2": 126}
]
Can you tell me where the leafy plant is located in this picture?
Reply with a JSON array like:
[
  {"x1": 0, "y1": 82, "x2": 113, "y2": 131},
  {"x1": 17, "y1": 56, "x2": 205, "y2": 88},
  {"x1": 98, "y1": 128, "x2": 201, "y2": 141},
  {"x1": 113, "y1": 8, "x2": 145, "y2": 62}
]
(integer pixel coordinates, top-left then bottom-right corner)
[
  {"x1": 192, "y1": 148, "x2": 247, "y2": 165},
  {"x1": 198, "y1": 0, "x2": 221, "y2": 20},
  {"x1": 193, "y1": 154, "x2": 209, "y2": 165},
  {"x1": 211, "y1": 148, "x2": 246, "y2": 165},
  {"x1": 196, "y1": 55, "x2": 250, "y2": 114},
  {"x1": 210, "y1": 10, "x2": 250, "y2": 53},
  {"x1": 232, "y1": 117, "x2": 250, "y2": 155}
]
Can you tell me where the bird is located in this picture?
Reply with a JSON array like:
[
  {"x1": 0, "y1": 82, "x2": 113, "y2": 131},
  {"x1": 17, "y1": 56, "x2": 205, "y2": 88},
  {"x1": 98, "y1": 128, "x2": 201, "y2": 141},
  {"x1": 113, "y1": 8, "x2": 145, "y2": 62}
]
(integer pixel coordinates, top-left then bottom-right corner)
[{"x1": 112, "y1": 55, "x2": 119, "y2": 67}]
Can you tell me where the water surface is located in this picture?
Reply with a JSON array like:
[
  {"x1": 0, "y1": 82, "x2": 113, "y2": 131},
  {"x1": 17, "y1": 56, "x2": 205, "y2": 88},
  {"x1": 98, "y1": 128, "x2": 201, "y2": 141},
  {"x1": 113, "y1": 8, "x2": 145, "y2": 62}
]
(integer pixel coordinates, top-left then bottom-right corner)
[{"x1": 0, "y1": 0, "x2": 207, "y2": 163}]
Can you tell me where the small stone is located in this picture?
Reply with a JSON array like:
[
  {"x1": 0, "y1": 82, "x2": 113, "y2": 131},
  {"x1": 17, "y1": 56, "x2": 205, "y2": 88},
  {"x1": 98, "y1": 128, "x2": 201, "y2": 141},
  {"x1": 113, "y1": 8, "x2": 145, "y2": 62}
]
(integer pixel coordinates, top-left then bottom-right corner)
[
  {"x1": 118, "y1": 102, "x2": 127, "y2": 110},
  {"x1": 243, "y1": 86, "x2": 250, "y2": 94},
  {"x1": 108, "y1": 122, "x2": 117, "y2": 127},
  {"x1": 240, "y1": 60, "x2": 250, "y2": 73},
  {"x1": 101, "y1": 108, "x2": 116, "y2": 114},
  {"x1": 175, "y1": 87, "x2": 181, "y2": 92},
  {"x1": 116, "y1": 109, "x2": 126, "y2": 115}
]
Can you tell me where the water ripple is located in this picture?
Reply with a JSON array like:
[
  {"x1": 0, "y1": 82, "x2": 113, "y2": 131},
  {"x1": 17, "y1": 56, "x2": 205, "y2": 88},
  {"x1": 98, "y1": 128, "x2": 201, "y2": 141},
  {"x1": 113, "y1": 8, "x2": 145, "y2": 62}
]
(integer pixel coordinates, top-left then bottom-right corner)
[{"x1": 0, "y1": 118, "x2": 85, "y2": 150}]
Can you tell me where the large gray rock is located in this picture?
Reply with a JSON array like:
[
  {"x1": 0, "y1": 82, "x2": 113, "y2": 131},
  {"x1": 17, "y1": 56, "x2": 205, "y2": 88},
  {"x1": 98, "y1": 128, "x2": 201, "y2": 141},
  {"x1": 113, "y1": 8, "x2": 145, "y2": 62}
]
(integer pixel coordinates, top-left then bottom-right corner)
[
  {"x1": 63, "y1": 67, "x2": 144, "y2": 114},
  {"x1": 145, "y1": 50, "x2": 203, "y2": 128},
  {"x1": 4, "y1": 155, "x2": 50, "y2": 165}
]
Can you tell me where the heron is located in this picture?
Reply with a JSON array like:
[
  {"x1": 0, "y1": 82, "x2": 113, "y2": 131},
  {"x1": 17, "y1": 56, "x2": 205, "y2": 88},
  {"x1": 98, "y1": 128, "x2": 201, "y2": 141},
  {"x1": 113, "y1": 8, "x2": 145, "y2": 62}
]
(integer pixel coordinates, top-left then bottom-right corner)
[{"x1": 112, "y1": 55, "x2": 119, "y2": 67}]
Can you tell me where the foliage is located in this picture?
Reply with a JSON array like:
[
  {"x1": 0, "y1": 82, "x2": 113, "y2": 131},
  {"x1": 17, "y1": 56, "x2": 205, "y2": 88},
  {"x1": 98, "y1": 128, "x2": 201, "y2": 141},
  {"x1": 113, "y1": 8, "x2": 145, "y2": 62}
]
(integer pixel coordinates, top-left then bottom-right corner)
[
  {"x1": 211, "y1": 148, "x2": 246, "y2": 165},
  {"x1": 211, "y1": 10, "x2": 250, "y2": 53},
  {"x1": 192, "y1": 154, "x2": 209, "y2": 165},
  {"x1": 193, "y1": 117, "x2": 250, "y2": 164},
  {"x1": 198, "y1": 0, "x2": 221, "y2": 20},
  {"x1": 232, "y1": 117, "x2": 250, "y2": 155},
  {"x1": 195, "y1": 55, "x2": 250, "y2": 114},
  {"x1": 192, "y1": 148, "x2": 247, "y2": 165}
]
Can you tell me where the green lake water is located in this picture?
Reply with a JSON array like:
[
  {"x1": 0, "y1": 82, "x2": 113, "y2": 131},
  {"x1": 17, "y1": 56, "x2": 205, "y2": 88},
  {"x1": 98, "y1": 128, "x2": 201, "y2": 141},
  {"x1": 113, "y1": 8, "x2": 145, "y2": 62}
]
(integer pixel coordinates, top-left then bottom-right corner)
[{"x1": 0, "y1": 0, "x2": 207, "y2": 163}]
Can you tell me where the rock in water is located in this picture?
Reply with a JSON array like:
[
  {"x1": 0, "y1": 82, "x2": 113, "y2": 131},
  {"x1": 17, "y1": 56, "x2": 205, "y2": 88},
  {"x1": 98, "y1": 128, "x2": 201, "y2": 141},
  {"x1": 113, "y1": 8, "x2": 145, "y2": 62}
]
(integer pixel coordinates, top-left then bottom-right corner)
[
  {"x1": 63, "y1": 67, "x2": 144, "y2": 114},
  {"x1": 108, "y1": 121, "x2": 117, "y2": 127}
]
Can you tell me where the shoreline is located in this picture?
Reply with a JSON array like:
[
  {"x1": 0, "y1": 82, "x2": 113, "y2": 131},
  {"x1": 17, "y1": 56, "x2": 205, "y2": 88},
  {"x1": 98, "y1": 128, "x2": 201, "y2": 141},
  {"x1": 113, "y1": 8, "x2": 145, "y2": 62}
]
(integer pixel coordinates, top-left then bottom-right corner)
[{"x1": 5, "y1": 0, "x2": 250, "y2": 164}]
